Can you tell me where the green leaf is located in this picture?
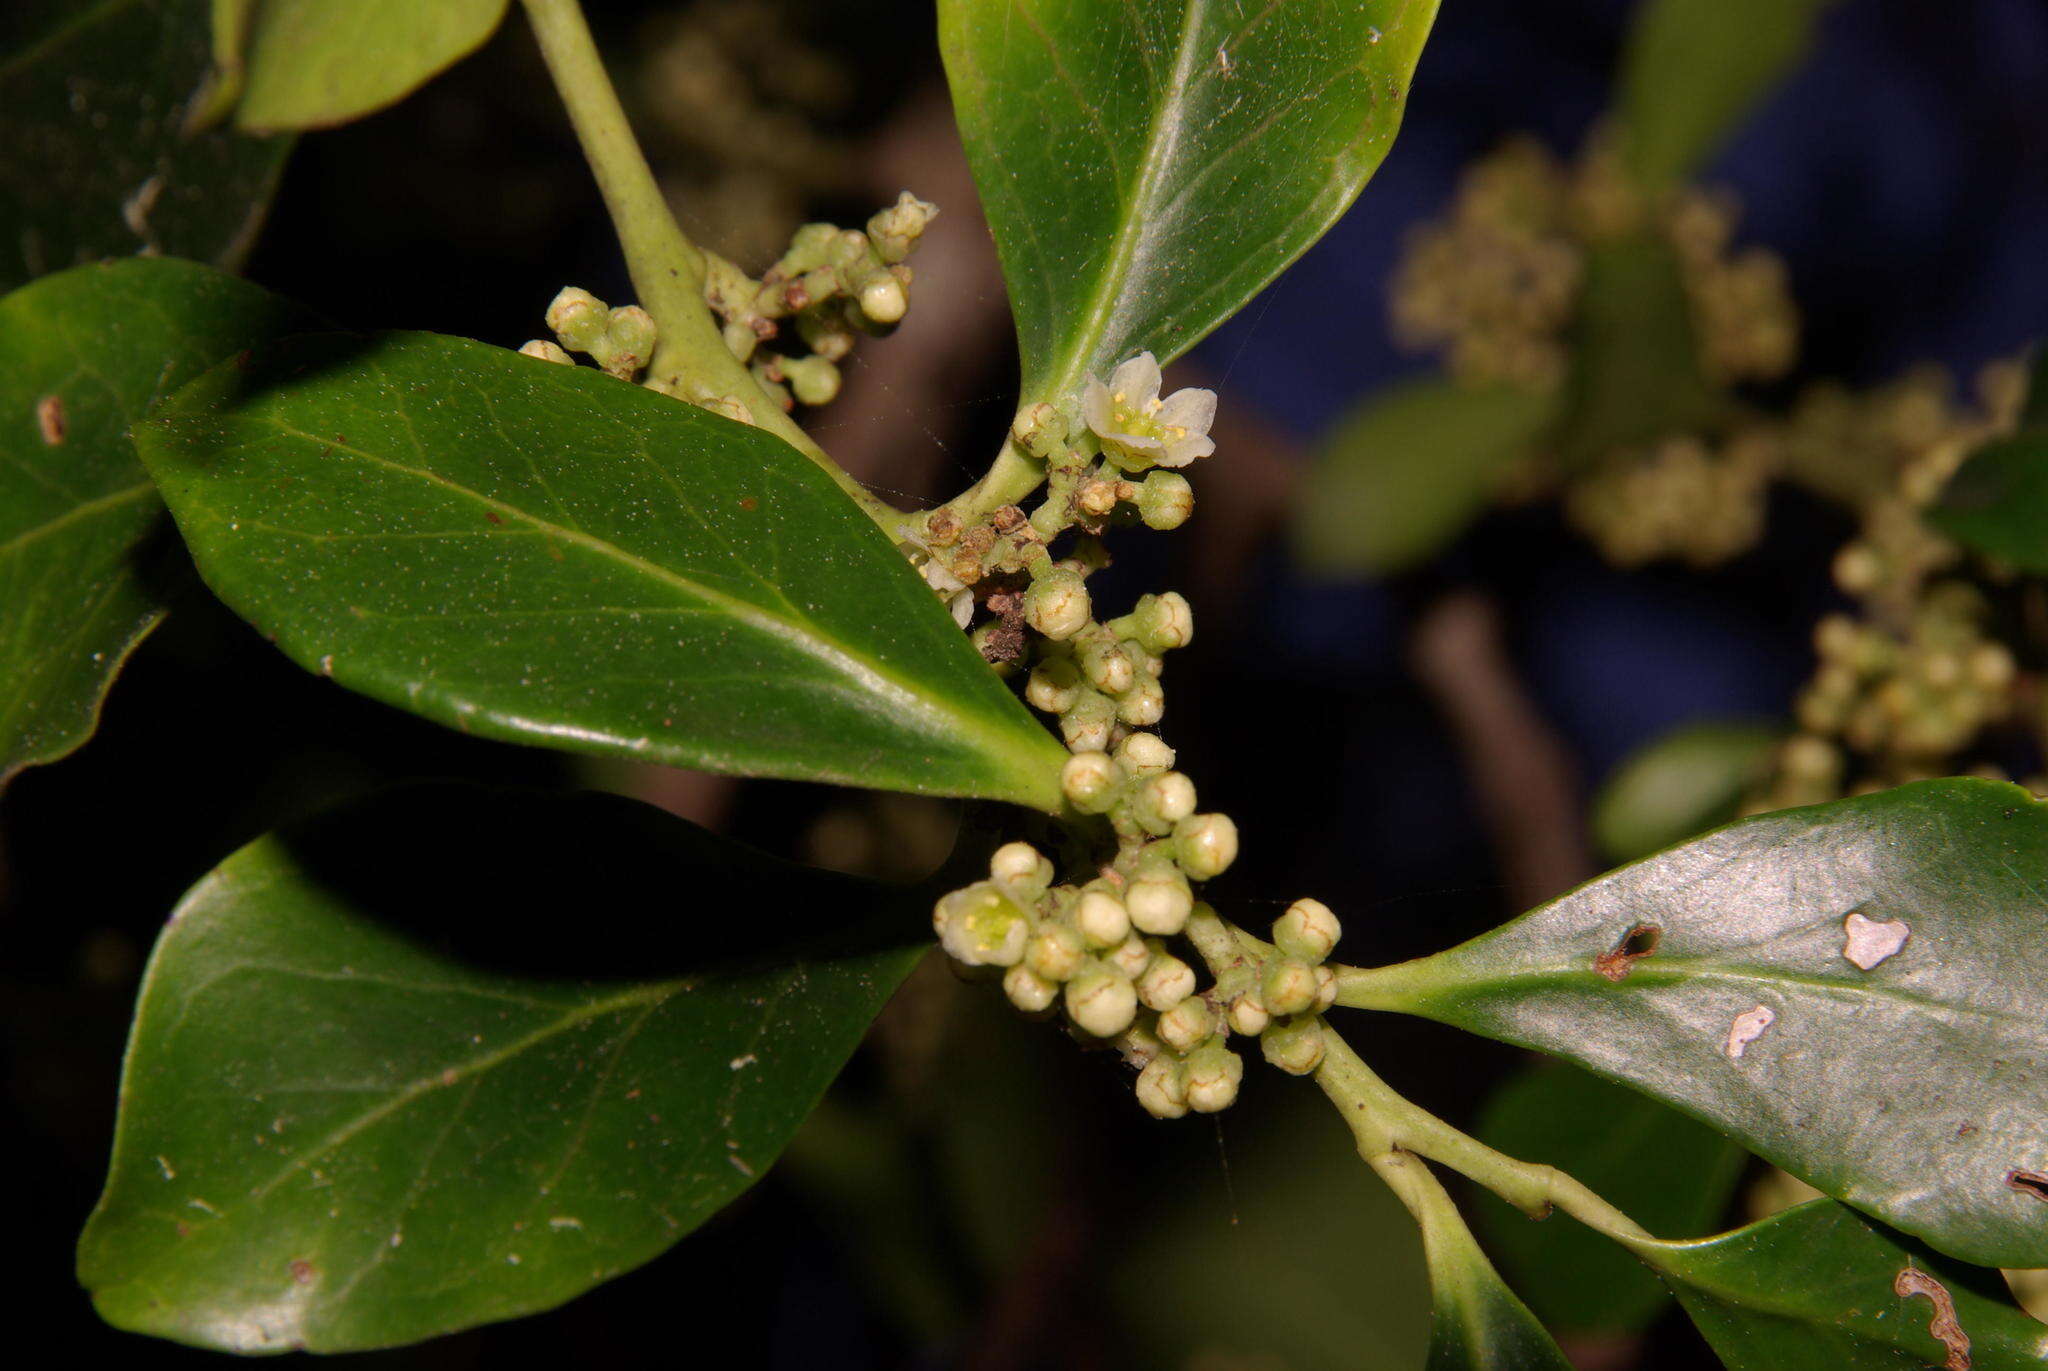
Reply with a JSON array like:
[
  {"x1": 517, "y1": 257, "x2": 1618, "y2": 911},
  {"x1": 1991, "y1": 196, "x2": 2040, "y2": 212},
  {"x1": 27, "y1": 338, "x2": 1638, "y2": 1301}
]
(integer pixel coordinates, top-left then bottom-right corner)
[
  {"x1": 1929, "y1": 357, "x2": 2048, "y2": 573},
  {"x1": 220, "y1": 0, "x2": 510, "y2": 132},
  {"x1": 940, "y1": 0, "x2": 1441, "y2": 405},
  {"x1": 1591, "y1": 719, "x2": 1783, "y2": 863},
  {"x1": 1294, "y1": 378, "x2": 1557, "y2": 577},
  {"x1": 1630, "y1": 1199, "x2": 2048, "y2": 1370},
  {"x1": 0, "y1": 0, "x2": 291, "y2": 293},
  {"x1": 1474, "y1": 1060, "x2": 1747, "y2": 1336},
  {"x1": 1616, "y1": 0, "x2": 1841, "y2": 193},
  {"x1": 79, "y1": 783, "x2": 927, "y2": 1352},
  {"x1": 0, "y1": 258, "x2": 305, "y2": 787},
  {"x1": 137, "y1": 331, "x2": 1067, "y2": 810},
  {"x1": 1402, "y1": 1158, "x2": 1574, "y2": 1371},
  {"x1": 1342, "y1": 778, "x2": 2048, "y2": 1269}
]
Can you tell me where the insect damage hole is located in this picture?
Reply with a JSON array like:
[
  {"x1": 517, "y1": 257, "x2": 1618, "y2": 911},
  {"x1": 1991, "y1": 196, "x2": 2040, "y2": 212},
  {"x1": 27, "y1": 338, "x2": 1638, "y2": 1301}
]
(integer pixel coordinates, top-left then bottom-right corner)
[
  {"x1": 2005, "y1": 1169, "x2": 2048, "y2": 1202},
  {"x1": 1894, "y1": 1267, "x2": 1971, "y2": 1371},
  {"x1": 1842, "y1": 910, "x2": 1910, "y2": 970},
  {"x1": 1594, "y1": 923, "x2": 1661, "y2": 982}
]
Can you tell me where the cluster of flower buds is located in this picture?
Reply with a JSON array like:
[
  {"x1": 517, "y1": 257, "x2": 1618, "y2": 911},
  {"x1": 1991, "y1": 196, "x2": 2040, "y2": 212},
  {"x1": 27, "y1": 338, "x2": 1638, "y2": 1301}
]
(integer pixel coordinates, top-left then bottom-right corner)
[
  {"x1": 1566, "y1": 428, "x2": 1777, "y2": 568},
  {"x1": 1667, "y1": 189, "x2": 1797, "y2": 384},
  {"x1": 524, "y1": 287, "x2": 659, "y2": 381},
  {"x1": 698, "y1": 191, "x2": 938, "y2": 411}
]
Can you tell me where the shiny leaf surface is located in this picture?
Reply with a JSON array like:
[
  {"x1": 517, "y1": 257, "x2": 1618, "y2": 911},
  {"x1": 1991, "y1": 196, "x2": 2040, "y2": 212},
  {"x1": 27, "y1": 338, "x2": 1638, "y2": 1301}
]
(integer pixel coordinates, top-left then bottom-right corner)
[
  {"x1": 941, "y1": 0, "x2": 1441, "y2": 405},
  {"x1": 1342, "y1": 779, "x2": 2048, "y2": 1269},
  {"x1": 219, "y1": 0, "x2": 509, "y2": 132},
  {"x1": 137, "y1": 331, "x2": 1068, "y2": 809},
  {"x1": 0, "y1": 0, "x2": 290, "y2": 292},
  {"x1": 79, "y1": 784, "x2": 927, "y2": 1351},
  {"x1": 0, "y1": 258, "x2": 303, "y2": 786},
  {"x1": 1401, "y1": 1156, "x2": 1574, "y2": 1371}
]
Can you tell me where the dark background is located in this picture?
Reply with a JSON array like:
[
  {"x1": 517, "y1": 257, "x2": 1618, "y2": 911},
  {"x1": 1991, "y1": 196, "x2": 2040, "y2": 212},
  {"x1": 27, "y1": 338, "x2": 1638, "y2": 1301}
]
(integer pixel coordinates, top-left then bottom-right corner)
[{"x1": 5, "y1": 0, "x2": 2047, "y2": 1366}]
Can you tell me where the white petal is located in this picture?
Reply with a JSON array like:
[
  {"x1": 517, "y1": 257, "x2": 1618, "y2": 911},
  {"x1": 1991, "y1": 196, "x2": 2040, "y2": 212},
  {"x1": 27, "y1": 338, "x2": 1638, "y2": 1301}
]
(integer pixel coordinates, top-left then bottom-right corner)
[
  {"x1": 1156, "y1": 386, "x2": 1217, "y2": 436},
  {"x1": 1159, "y1": 433, "x2": 1215, "y2": 468},
  {"x1": 1082, "y1": 378, "x2": 1115, "y2": 436},
  {"x1": 922, "y1": 559, "x2": 964, "y2": 594},
  {"x1": 949, "y1": 589, "x2": 974, "y2": 628},
  {"x1": 1109, "y1": 430, "x2": 1166, "y2": 458},
  {"x1": 1109, "y1": 352, "x2": 1161, "y2": 404}
]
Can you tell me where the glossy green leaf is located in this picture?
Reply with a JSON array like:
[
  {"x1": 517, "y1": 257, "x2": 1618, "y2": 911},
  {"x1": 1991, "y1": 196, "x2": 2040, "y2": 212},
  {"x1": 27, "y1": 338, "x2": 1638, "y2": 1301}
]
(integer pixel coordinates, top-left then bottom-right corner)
[
  {"x1": 941, "y1": 0, "x2": 1441, "y2": 405},
  {"x1": 1400, "y1": 1158, "x2": 1574, "y2": 1371},
  {"x1": 1591, "y1": 719, "x2": 1782, "y2": 863},
  {"x1": 1929, "y1": 356, "x2": 2048, "y2": 572},
  {"x1": 1616, "y1": 0, "x2": 1841, "y2": 193},
  {"x1": 1629, "y1": 1199, "x2": 2048, "y2": 1370},
  {"x1": 1294, "y1": 378, "x2": 1557, "y2": 576},
  {"x1": 217, "y1": 0, "x2": 509, "y2": 132},
  {"x1": 1474, "y1": 1060, "x2": 1747, "y2": 1336},
  {"x1": 0, "y1": 0, "x2": 291, "y2": 293},
  {"x1": 137, "y1": 331, "x2": 1068, "y2": 810},
  {"x1": 1342, "y1": 779, "x2": 2048, "y2": 1269},
  {"x1": 0, "y1": 258, "x2": 304, "y2": 787},
  {"x1": 79, "y1": 783, "x2": 927, "y2": 1352}
]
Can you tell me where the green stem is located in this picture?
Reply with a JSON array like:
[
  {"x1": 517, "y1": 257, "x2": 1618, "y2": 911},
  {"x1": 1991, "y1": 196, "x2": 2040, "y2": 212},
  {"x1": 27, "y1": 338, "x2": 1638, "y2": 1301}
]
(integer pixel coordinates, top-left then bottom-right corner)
[
  {"x1": 922, "y1": 436, "x2": 1047, "y2": 537},
  {"x1": 1329, "y1": 954, "x2": 1454, "y2": 1013},
  {"x1": 518, "y1": 0, "x2": 899, "y2": 531},
  {"x1": 1315, "y1": 1029, "x2": 1650, "y2": 1241}
]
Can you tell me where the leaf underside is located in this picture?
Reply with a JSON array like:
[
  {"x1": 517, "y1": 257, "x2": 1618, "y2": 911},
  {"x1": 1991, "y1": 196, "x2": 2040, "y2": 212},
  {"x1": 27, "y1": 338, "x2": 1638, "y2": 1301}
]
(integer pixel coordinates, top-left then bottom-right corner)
[{"x1": 229, "y1": 0, "x2": 510, "y2": 132}]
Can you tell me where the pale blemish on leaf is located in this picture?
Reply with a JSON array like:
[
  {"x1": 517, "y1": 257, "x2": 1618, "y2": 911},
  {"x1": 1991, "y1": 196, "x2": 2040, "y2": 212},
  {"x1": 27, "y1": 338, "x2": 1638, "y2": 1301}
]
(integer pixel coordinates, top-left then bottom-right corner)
[
  {"x1": 36, "y1": 393, "x2": 65, "y2": 444},
  {"x1": 1724, "y1": 1005, "x2": 1776, "y2": 1059},
  {"x1": 1842, "y1": 910, "x2": 1910, "y2": 970},
  {"x1": 1895, "y1": 1266, "x2": 1971, "y2": 1370}
]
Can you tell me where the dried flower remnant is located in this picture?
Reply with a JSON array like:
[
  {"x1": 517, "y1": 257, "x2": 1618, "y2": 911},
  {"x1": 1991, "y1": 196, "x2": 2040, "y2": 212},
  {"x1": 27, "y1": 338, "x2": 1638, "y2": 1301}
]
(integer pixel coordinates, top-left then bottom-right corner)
[{"x1": 1841, "y1": 910, "x2": 1910, "y2": 971}]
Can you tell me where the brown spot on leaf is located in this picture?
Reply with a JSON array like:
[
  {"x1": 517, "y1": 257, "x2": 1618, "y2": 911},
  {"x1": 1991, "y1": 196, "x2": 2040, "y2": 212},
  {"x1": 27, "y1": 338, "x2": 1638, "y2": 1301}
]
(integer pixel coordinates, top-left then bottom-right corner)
[
  {"x1": 1895, "y1": 1267, "x2": 1970, "y2": 1370},
  {"x1": 35, "y1": 394, "x2": 64, "y2": 444},
  {"x1": 1594, "y1": 924, "x2": 1660, "y2": 982},
  {"x1": 739, "y1": 497, "x2": 758, "y2": 512},
  {"x1": 2005, "y1": 1169, "x2": 2048, "y2": 1201},
  {"x1": 485, "y1": 511, "x2": 502, "y2": 525},
  {"x1": 289, "y1": 1259, "x2": 317, "y2": 1286}
]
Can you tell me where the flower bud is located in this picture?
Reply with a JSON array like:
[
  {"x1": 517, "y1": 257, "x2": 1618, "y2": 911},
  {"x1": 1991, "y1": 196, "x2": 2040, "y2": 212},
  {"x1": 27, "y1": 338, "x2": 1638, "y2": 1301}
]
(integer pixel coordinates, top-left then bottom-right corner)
[
  {"x1": 1175, "y1": 813, "x2": 1239, "y2": 880},
  {"x1": 1025, "y1": 568, "x2": 1092, "y2": 640},
  {"x1": 1079, "y1": 637, "x2": 1137, "y2": 695},
  {"x1": 1227, "y1": 991, "x2": 1270, "y2": 1037},
  {"x1": 1261, "y1": 957, "x2": 1318, "y2": 1016},
  {"x1": 1113, "y1": 1018, "x2": 1165, "y2": 1067},
  {"x1": 1183, "y1": 1042, "x2": 1243, "y2": 1113},
  {"x1": 1026, "y1": 922, "x2": 1086, "y2": 981},
  {"x1": 1117, "y1": 675, "x2": 1165, "y2": 727},
  {"x1": 989, "y1": 841, "x2": 1053, "y2": 891},
  {"x1": 858, "y1": 274, "x2": 908, "y2": 324},
  {"x1": 1108, "y1": 933, "x2": 1152, "y2": 980},
  {"x1": 518, "y1": 339, "x2": 573, "y2": 365},
  {"x1": 1135, "y1": 1054, "x2": 1188, "y2": 1119},
  {"x1": 1061, "y1": 751, "x2": 1122, "y2": 812},
  {"x1": 1075, "y1": 890, "x2": 1131, "y2": 947},
  {"x1": 1273, "y1": 897, "x2": 1341, "y2": 963},
  {"x1": 596, "y1": 305, "x2": 656, "y2": 376},
  {"x1": 1133, "y1": 771, "x2": 1197, "y2": 834},
  {"x1": 1125, "y1": 875, "x2": 1193, "y2": 935},
  {"x1": 1010, "y1": 400, "x2": 1067, "y2": 457},
  {"x1": 1003, "y1": 964, "x2": 1058, "y2": 1014},
  {"x1": 1059, "y1": 690, "x2": 1117, "y2": 753},
  {"x1": 1138, "y1": 470, "x2": 1194, "y2": 530},
  {"x1": 1116, "y1": 731, "x2": 1176, "y2": 774},
  {"x1": 867, "y1": 191, "x2": 939, "y2": 263},
  {"x1": 1132, "y1": 592, "x2": 1194, "y2": 652},
  {"x1": 1136, "y1": 951, "x2": 1197, "y2": 1011},
  {"x1": 1024, "y1": 657, "x2": 1078, "y2": 713},
  {"x1": 1065, "y1": 968, "x2": 1138, "y2": 1038},
  {"x1": 1261, "y1": 1016, "x2": 1326, "y2": 1075},
  {"x1": 933, "y1": 882, "x2": 1028, "y2": 967},
  {"x1": 781, "y1": 355, "x2": 841, "y2": 406},
  {"x1": 545, "y1": 286, "x2": 608, "y2": 352},
  {"x1": 1314, "y1": 963, "x2": 1338, "y2": 1012},
  {"x1": 1157, "y1": 997, "x2": 1215, "y2": 1054}
]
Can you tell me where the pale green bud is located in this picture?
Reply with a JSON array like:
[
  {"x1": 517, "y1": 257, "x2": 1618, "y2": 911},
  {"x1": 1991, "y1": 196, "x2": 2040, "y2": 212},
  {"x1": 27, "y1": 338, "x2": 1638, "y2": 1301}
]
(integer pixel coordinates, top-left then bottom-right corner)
[
  {"x1": 933, "y1": 882, "x2": 1028, "y2": 967},
  {"x1": 1026, "y1": 922, "x2": 1085, "y2": 981},
  {"x1": 1066, "y1": 967, "x2": 1138, "y2": 1037},
  {"x1": 867, "y1": 191, "x2": 940, "y2": 263},
  {"x1": 1135, "y1": 1054, "x2": 1188, "y2": 1119},
  {"x1": 597, "y1": 305, "x2": 656, "y2": 377},
  {"x1": 1125, "y1": 875, "x2": 1193, "y2": 936},
  {"x1": 1183, "y1": 1042, "x2": 1243, "y2": 1113},
  {"x1": 1025, "y1": 568, "x2": 1092, "y2": 640},
  {"x1": 545, "y1": 286, "x2": 607, "y2": 352},
  {"x1": 1061, "y1": 750, "x2": 1122, "y2": 812},
  {"x1": 1132, "y1": 591, "x2": 1194, "y2": 652},
  {"x1": 518, "y1": 339, "x2": 573, "y2": 365},
  {"x1": 1175, "y1": 813, "x2": 1239, "y2": 880},
  {"x1": 1078, "y1": 637, "x2": 1136, "y2": 695},
  {"x1": 1025, "y1": 657, "x2": 1082, "y2": 713},
  {"x1": 1273, "y1": 897, "x2": 1341, "y2": 963},
  {"x1": 1261, "y1": 1016, "x2": 1326, "y2": 1075},
  {"x1": 1117, "y1": 675, "x2": 1165, "y2": 727},
  {"x1": 1136, "y1": 950, "x2": 1197, "y2": 1011},
  {"x1": 1012, "y1": 401, "x2": 1066, "y2": 459},
  {"x1": 858, "y1": 273, "x2": 908, "y2": 325},
  {"x1": 989, "y1": 841, "x2": 1053, "y2": 892},
  {"x1": 781, "y1": 355, "x2": 841, "y2": 406},
  {"x1": 1075, "y1": 890, "x2": 1131, "y2": 948},
  {"x1": 695, "y1": 393, "x2": 755, "y2": 426},
  {"x1": 1138, "y1": 470, "x2": 1194, "y2": 530},
  {"x1": 1157, "y1": 996, "x2": 1215, "y2": 1054},
  {"x1": 1116, "y1": 731, "x2": 1176, "y2": 774},
  {"x1": 1003, "y1": 964, "x2": 1058, "y2": 1015},
  {"x1": 1227, "y1": 991, "x2": 1270, "y2": 1037},
  {"x1": 1059, "y1": 690, "x2": 1117, "y2": 753},
  {"x1": 1108, "y1": 932, "x2": 1152, "y2": 980},
  {"x1": 1314, "y1": 963, "x2": 1338, "y2": 1012},
  {"x1": 1262, "y1": 957, "x2": 1318, "y2": 1016},
  {"x1": 1133, "y1": 771, "x2": 1197, "y2": 835}
]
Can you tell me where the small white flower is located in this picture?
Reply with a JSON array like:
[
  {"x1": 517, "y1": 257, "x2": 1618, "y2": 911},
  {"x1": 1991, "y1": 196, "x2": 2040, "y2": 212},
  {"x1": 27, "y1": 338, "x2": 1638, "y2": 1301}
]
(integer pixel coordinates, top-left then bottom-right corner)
[
  {"x1": 919, "y1": 556, "x2": 974, "y2": 628},
  {"x1": 1082, "y1": 352, "x2": 1217, "y2": 472}
]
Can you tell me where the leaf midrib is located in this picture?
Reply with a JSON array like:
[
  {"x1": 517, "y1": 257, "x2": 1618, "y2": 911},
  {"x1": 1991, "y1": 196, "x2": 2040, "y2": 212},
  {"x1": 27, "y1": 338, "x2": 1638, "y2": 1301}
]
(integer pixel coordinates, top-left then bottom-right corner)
[{"x1": 0, "y1": 479, "x2": 155, "y2": 558}]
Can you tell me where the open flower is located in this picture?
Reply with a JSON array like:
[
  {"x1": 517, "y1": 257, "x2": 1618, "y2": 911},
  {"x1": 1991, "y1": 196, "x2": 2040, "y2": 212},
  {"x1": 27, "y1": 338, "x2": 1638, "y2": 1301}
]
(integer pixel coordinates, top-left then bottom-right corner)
[{"x1": 1082, "y1": 352, "x2": 1217, "y2": 471}]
